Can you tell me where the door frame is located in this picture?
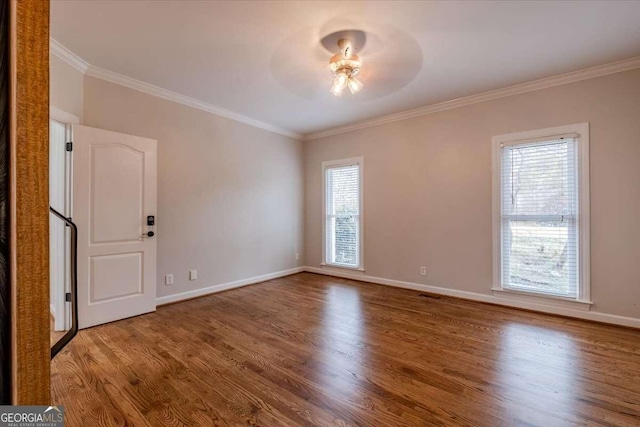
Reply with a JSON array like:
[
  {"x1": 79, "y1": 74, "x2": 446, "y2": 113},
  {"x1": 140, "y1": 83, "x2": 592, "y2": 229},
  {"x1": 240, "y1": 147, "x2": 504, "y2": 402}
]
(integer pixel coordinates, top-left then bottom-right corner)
[
  {"x1": 0, "y1": 0, "x2": 9, "y2": 405},
  {"x1": 49, "y1": 107, "x2": 78, "y2": 332},
  {"x1": 11, "y1": 0, "x2": 51, "y2": 404}
]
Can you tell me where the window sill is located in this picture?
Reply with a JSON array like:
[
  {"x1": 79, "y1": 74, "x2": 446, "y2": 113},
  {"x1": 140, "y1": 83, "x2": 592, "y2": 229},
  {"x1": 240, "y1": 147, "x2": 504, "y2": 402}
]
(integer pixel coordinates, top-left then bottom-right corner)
[
  {"x1": 320, "y1": 263, "x2": 365, "y2": 274},
  {"x1": 492, "y1": 287, "x2": 592, "y2": 311}
]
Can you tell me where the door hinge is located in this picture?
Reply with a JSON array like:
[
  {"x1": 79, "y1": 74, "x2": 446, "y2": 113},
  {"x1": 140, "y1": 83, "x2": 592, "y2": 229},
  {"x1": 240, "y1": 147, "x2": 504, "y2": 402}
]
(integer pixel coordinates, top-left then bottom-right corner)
[
  {"x1": 66, "y1": 142, "x2": 73, "y2": 152},
  {"x1": 65, "y1": 292, "x2": 71, "y2": 302}
]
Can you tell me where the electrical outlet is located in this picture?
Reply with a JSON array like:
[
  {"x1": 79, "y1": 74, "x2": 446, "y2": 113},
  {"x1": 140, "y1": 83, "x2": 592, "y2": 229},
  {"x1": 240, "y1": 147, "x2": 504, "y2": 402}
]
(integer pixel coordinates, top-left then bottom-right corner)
[
  {"x1": 165, "y1": 274, "x2": 174, "y2": 285},
  {"x1": 295, "y1": 253, "x2": 300, "y2": 261},
  {"x1": 420, "y1": 266, "x2": 427, "y2": 276},
  {"x1": 189, "y1": 269, "x2": 198, "y2": 281}
]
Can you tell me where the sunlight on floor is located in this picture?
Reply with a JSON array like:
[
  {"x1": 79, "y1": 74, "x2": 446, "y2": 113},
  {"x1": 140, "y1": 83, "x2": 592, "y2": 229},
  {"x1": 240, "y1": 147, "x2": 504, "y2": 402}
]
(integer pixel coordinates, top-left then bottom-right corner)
[
  {"x1": 498, "y1": 323, "x2": 580, "y2": 425},
  {"x1": 319, "y1": 284, "x2": 368, "y2": 400}
]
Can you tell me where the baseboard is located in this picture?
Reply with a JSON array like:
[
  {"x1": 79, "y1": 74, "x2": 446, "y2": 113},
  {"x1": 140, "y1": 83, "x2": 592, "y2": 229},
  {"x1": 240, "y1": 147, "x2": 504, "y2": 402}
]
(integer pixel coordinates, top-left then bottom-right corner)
[
  {"x1": 50, "y1": 303, "x2": 56, "y2": 319},
  {"x1": 304, "y1": 266, "x2": 640, "y2": 329},
  {"x1": 155, "y1": 265, "x2": 640, "y2": 328},
  {"x1": 156, "y1": 266, "x2": 305, "y2": 306}
]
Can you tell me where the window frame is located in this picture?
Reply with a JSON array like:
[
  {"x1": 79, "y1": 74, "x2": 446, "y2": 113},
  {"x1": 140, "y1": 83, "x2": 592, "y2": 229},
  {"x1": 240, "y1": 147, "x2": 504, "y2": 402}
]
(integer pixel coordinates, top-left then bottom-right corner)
[
  {"x1": 321, "y1": 156, "x2": 364, "y2": 271},
  {"x1": 492, "y1": 123, "x2": 591, "y2": 307}
]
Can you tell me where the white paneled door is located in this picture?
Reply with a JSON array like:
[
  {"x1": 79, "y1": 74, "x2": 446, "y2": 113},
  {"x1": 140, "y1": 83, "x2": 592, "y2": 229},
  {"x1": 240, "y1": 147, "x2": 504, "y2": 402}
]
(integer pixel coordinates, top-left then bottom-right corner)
[{"x1": 73, "y1": 125, "x2": 157, "y2": 329}]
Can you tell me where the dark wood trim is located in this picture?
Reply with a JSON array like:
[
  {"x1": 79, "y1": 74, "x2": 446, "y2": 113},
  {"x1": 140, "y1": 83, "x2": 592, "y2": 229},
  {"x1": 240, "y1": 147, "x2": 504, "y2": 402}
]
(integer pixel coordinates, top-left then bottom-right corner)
[
  {"x1": 11, "y1": 0, "x2": 50, "y2": 404},
  {"x1": 0, "y1": 0, "x2": 10, "y2": 405}
]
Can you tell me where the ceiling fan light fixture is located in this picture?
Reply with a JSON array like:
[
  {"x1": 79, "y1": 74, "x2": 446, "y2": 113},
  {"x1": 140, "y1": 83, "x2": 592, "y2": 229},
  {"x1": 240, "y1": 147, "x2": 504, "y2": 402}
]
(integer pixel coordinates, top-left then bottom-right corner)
[
  {"x1": 330, "y1": 71, "x2": 349, "y2": 96},
  {"x1": 330, "y1": 82, "x2": 343, "y2": 97},
  {"x1": 328, "y1": 39, "x2": 363, "y2": 96},
  {"x1": 348, "y1": 77, "x2": 363, "y2": 95},
  {"x1": 329, "y1": 54, "x2": 361, "y2": 75}
]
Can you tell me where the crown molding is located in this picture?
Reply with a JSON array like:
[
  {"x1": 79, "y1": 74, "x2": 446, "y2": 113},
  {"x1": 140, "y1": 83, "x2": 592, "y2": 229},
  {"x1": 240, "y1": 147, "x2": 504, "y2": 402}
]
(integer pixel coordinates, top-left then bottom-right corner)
[
  {"x1": 303, "y1": 56, "x2": 640, "y2": 141},
  {"x1": 50, "y1": 38, "x2": 89, "y2": 73},
  {"x1": 49, "y1": 38, "x2": 303, "y2": 140},
  {"x1": 84, "y1": 65, "x2": 303, "y2": 139}
]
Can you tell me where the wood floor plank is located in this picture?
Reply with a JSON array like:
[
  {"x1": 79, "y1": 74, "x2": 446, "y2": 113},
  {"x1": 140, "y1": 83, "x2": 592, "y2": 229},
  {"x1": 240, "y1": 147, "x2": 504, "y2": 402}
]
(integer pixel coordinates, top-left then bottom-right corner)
[{"x1": 51, "y1": 273, "x2": 640, "y2": 426}]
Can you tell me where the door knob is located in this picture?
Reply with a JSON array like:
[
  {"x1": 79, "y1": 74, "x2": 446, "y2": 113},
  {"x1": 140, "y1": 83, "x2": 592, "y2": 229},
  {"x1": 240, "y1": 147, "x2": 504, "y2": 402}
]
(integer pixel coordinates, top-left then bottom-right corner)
[{"x1": 142, "y1": 231, "x2": 155, "y2": 237}]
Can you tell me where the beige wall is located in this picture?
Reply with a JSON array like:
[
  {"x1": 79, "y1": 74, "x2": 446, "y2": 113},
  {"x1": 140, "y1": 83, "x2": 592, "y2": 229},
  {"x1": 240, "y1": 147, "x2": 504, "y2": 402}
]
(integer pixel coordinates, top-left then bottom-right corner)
[
  {"x1": 305, "y1": 69, "x2": 640, "y2": 319},
  {"x1": 50, "y1": 54, "x2": 84, "y2": 121},
  {"x1": 83, "y1": 76, "x2": 304, "y2": 298}
]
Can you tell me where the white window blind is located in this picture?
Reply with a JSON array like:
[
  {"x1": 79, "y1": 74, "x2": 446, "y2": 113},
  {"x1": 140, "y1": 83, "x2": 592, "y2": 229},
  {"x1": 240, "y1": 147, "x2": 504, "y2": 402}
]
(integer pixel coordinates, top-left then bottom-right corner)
[
  {"x1": 500, "y1": 137, "x2": 579, "y2": 298},
  {"x1": 324, "y1": 163, "x2": 361, "y2": 268}
]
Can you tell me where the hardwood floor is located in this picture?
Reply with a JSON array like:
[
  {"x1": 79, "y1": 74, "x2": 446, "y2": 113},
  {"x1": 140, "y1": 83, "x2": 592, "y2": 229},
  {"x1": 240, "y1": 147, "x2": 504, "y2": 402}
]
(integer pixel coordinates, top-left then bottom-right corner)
[{"x1": 51, "y1": 273, "x2": 640, "y2": 426}]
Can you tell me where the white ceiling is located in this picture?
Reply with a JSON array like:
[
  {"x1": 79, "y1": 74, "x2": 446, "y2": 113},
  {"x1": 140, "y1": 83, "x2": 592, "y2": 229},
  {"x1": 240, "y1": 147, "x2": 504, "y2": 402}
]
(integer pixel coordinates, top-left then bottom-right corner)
[{"x1": 51, "y1": 1, "x2": 640, "y2": 137}]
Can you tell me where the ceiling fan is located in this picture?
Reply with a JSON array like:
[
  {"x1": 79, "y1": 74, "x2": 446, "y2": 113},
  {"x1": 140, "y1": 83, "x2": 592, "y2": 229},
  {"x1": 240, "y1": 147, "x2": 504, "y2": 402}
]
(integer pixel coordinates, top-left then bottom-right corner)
[
  {"x1": 329, "y1": 39, "x2": 364, "y2": 96},
  {"x1": 269, "y1": 26, "x2": 422, "y2": 101}
]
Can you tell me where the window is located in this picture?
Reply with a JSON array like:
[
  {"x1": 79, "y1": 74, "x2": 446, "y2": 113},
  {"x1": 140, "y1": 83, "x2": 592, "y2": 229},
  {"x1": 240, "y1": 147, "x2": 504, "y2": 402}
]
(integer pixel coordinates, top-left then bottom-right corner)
[
  {"x1": 492, "y1": 124, "x2": 590, "y2": 303},
  {"x1": 323, "y1": 157, "x2": 363, "y2": 270}
]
